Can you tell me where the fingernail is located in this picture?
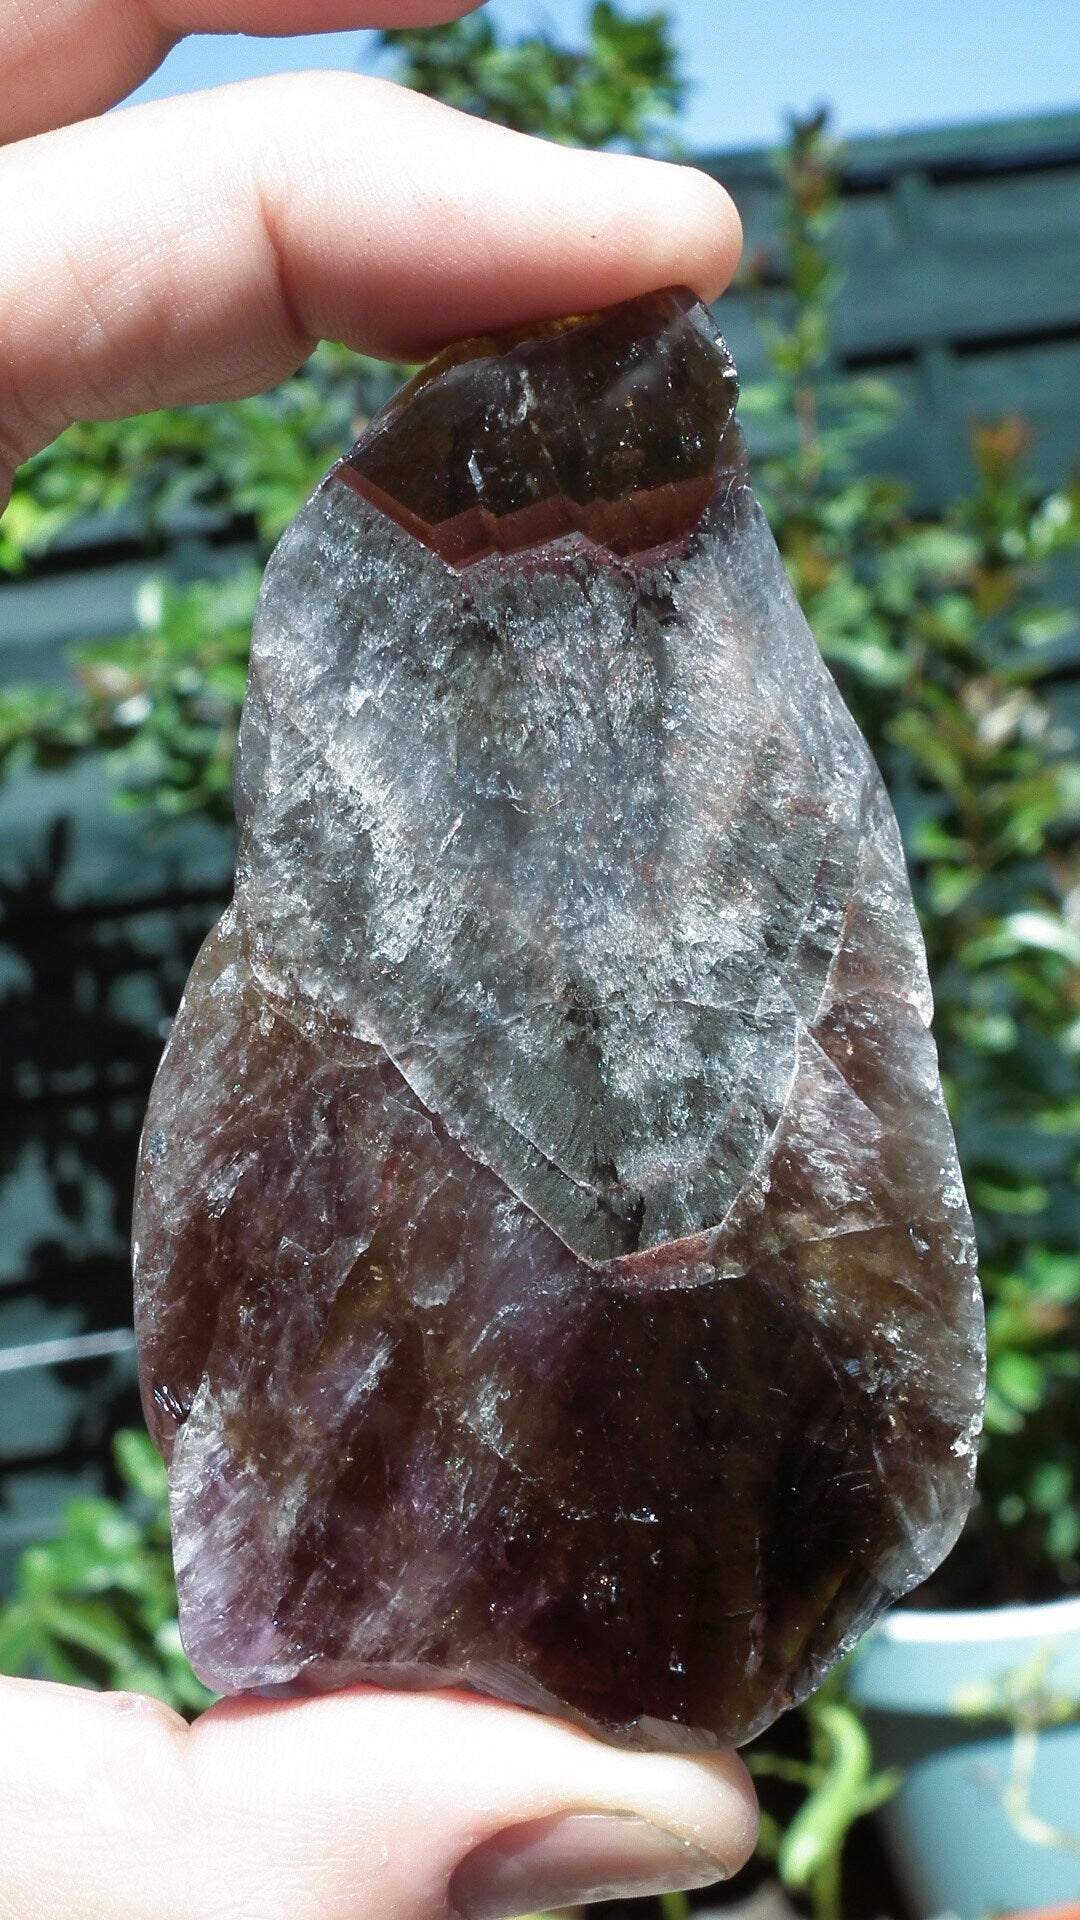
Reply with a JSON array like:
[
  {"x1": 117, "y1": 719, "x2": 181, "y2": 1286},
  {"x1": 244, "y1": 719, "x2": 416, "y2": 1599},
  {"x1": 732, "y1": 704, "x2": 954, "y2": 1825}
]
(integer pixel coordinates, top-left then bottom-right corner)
[{"x1": 450, "y1": 1810, "x2": 728, "y2": 1919}]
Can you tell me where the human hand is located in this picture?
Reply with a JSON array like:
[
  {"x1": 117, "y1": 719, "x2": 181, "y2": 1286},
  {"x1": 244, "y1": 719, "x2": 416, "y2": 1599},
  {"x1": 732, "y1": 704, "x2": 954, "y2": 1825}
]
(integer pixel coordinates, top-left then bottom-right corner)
[
  {"x1": 4, "y1": 1674, "x2": 758, "y2": 1918},
  {"x1": 0, "y1": 7, "x2": 754, "y2": 1915},
  {"x1": 0, "y1": 0, "x2": 741, "y2": 504}
]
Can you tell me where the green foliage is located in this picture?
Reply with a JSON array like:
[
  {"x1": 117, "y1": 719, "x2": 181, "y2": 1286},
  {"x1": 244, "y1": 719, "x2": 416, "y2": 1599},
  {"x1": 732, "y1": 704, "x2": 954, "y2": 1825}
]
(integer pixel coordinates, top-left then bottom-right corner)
[
  {"x1": 0, "y1": 346, "x2": 399, "y2": 811},
  {"x1": 751, "y1": 1678, "x2": 901, "y2": 1920},
  {"x1": 0, "y1": 1432, "x2": 212, "y2": 1714},
  {"x1": 378, "y1": 3, "x2": 684, "y2": 153},
  {"x1": 0, "y1": 570, "x2": 259, "y2": 818},
  {"x1": 0, "y1": 342, "x2": 383, "y2": 578}
]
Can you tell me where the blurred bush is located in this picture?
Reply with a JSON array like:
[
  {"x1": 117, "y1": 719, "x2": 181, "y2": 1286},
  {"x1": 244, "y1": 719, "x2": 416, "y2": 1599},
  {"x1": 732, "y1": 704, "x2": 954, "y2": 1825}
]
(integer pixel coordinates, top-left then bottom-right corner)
[
  {"x1": 1, "y1": 9, "x2": 1078, "y2": 1917},
  {"x1": 378, "y1": 2, "x2": 683, "y2": 151}
]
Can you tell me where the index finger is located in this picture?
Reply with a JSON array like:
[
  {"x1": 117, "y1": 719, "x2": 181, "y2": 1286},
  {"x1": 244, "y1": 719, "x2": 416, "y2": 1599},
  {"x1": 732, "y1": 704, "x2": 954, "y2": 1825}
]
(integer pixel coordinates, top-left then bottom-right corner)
[
  {"x1": 0, "y1": 73, "x2": 742, "y2": 496},
  {"x1": 0, "y1": 0, "x2": 483, "y2": 145}
]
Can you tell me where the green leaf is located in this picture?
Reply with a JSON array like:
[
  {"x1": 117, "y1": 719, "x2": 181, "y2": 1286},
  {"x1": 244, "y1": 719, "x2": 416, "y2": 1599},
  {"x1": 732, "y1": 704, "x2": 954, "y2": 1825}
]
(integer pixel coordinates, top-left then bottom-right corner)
[
  {"x1": 115, "y1": 1430, "x2": 170, "y2": 1505},
  {"x1": 778, "y1": 1700, "x2": 896, "y2": 1894},
  {"x1": 972, "y1": 1177, "x2": 1050, "y2": 1216},
  {"x1": 990, "y1": 1350, "x2": 1047, "y2": 1415},
  {"x1": 0, "y1": 1604, "x2": 44, "y2": 1676},
  {"x1": 1002, "y1": 912, "x2": 1080, "y2": 966},
  {"x1": 1047, "y1": 1504, "x2": 1080, "y2": 1565},
  {"x1": 36, "y1": 1597, "x2": 149, "y2": 1670},
  {"x1": 983, "y1": 1387, "x2": 1026, "y2": 1436},
  {"x1": 1029, "y1": 1461, "x2": 1072, "y2": 1514}
]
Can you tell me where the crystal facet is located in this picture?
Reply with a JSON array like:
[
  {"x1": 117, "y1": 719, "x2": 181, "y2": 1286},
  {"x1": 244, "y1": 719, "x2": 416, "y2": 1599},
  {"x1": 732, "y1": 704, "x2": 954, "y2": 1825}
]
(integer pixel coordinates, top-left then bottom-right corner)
[{"x1": 133, "y1": 288, "x2": 985, "y2": 1749}]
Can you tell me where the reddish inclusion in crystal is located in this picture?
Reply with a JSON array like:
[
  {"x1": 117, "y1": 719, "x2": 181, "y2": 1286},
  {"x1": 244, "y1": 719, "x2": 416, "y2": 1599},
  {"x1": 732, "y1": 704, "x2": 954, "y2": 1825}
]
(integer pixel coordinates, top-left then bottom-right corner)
[{"x1": 334, "y1": 287, "x2": 740, "y2": 567}]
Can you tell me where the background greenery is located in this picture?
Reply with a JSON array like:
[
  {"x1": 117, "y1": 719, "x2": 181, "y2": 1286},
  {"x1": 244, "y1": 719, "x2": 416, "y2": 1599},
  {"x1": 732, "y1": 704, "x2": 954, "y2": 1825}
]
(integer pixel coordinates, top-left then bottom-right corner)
[{"x1": 0, "y1": 7, "x2": 1077, "y2": 1915}]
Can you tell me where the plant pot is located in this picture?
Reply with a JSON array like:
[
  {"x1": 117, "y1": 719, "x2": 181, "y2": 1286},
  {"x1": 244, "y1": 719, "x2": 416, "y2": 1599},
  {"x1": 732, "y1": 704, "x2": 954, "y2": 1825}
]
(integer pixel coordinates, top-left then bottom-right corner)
[{"x1": 848, "y1": 1596, "x2": 1080, "y2": 1919}]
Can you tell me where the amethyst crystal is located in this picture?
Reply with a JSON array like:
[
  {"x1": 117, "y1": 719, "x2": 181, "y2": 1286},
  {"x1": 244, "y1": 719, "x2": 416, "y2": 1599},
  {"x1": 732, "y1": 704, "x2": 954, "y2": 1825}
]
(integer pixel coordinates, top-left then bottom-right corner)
[{"x1": 133, "y1": 288, "x2": 985, "y2": 1749}]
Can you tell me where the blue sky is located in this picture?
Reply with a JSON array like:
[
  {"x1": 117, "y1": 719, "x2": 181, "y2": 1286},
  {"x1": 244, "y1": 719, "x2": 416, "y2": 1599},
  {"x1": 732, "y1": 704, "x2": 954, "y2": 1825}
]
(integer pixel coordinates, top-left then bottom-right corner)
[{"x1": 125, "y1": 0, "x2": 1079, "y2": 152}]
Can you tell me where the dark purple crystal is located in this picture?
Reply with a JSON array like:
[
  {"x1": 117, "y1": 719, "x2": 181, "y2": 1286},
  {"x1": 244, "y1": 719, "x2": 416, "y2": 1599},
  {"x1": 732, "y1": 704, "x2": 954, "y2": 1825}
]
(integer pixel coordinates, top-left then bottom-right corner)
[{"x1": 133, "y1": 290, "x2": 985, "y2": 1749}]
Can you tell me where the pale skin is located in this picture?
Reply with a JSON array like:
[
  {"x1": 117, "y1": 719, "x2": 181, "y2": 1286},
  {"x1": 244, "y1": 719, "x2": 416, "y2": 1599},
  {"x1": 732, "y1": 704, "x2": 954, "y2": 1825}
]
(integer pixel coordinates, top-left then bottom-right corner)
[{"x1": 0, "y1": 6, "x2": 757, "y2": 1916}]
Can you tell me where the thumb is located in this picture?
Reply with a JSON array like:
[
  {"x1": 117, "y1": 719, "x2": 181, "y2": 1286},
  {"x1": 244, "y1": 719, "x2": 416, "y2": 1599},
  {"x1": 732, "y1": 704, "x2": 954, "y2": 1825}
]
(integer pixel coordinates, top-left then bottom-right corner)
[
  {"x1": 194, "y1": 1687, "x2": 759, "y2": 1920},
  {"x1": 0, "y1": 1675, "x2": 757, "y2": 1919}
]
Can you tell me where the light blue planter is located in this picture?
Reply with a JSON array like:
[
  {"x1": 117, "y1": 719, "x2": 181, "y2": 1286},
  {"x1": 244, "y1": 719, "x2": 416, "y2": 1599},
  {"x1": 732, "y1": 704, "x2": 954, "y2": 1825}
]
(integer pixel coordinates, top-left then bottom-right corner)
[{"x1": 849, "y1": 1596, "x2": 1080, "y2": 1919}]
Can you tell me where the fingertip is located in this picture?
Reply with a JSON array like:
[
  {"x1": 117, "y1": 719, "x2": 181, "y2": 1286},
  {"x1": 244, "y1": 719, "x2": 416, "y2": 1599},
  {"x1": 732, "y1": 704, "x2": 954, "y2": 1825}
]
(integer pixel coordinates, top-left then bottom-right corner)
[
  {"x1": 183, "y1": 1688, "x2": 762, "y2": 1920},
  {"x1": 590, "y1": 151, "x2": 740, "y2": 312},
  {"x1": 698, "y1": 1747, "x2": 761, "y2": 1872},
  {"x1": 661, "y1": 161, "x2": 744, "y2": 304}
]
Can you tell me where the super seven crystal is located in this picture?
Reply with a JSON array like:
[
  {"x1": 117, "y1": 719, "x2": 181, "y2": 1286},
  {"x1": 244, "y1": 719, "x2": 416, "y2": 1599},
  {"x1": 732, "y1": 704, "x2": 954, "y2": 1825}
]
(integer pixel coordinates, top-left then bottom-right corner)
[{"x1": 134, "y1": 289, "x2": 985, "y2": 1748}]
